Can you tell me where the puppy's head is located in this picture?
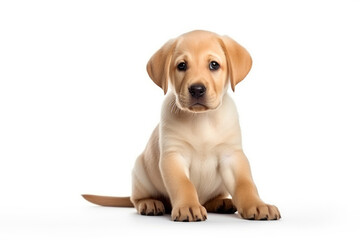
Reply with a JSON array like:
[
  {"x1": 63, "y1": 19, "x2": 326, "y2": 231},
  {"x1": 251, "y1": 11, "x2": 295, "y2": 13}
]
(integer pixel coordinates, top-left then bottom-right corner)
[{"x1": 147, "y1": 30, "x2": 252, "y2": 113}]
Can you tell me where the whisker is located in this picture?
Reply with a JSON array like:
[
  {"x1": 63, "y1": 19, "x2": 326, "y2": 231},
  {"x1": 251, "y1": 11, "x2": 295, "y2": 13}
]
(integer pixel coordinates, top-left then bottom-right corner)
[{"x1": 169, "y1": 99, "x2": 178, "y2": 114}]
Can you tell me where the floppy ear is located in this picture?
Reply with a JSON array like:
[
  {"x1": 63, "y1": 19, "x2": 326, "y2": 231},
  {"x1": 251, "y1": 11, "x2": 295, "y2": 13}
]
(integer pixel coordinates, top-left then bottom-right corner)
[
  {"x1": 220, "y1": 36, "x2": 252, "y2": 91},
  {"x1": 146, "y1": 39, "x2": 177, "y2": 95}
]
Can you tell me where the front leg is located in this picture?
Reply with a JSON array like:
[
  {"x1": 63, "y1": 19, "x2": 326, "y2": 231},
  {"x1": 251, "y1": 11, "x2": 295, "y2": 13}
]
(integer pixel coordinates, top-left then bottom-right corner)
[
  {"x1": 160, "y1": 152, "x2": 207, "y2": 222},
  {"x1": 220, "y1": 150, "x2": 281, "y2": 220}
]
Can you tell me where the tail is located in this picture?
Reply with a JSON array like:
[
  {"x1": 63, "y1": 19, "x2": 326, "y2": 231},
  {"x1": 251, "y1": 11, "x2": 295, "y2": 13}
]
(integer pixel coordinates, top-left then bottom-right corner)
[{"x1": 82, "y1": 194, "x2": 134, "y2": 207}]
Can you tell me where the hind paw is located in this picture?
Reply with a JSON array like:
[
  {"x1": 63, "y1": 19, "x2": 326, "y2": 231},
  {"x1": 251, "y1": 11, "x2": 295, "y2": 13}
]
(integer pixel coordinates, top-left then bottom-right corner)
[{"x1": 137, "y1": 199, "x2": 165, "y2": 216}]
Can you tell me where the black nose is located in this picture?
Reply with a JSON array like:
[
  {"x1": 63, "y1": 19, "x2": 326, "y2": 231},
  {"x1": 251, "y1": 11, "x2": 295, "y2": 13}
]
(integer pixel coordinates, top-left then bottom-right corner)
[{"x1": 189, "y1": 84, "x2": 206, "y2": 98}]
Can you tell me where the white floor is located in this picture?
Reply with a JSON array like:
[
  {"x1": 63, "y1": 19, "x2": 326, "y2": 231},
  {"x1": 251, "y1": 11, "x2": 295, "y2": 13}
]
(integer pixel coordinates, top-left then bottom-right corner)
[{"x1": 1, "y1": 198, "x2": 359, "y2": 240}]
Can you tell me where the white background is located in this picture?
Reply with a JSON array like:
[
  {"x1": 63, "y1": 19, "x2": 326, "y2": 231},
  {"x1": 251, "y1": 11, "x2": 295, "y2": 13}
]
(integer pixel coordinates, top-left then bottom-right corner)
[{"x1": 1, "y1": 0, "x2": 359, "y2": 239}]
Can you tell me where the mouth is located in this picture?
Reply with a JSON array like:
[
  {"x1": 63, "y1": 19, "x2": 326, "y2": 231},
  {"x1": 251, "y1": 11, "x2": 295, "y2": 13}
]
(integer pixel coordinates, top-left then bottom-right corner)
[
  {"x1": 188, "y1": 103, "x2": 209, "y2": 112},
  {"x1": 176, "y1": 94, "x2": 220, "y2": 113}
]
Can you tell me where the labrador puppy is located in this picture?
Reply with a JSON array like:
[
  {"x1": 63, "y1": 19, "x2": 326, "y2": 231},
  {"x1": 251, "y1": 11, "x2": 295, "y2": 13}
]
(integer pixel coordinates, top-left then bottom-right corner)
[{"x1": 83, "y1": 30, "x2": 280, "y2": 222}]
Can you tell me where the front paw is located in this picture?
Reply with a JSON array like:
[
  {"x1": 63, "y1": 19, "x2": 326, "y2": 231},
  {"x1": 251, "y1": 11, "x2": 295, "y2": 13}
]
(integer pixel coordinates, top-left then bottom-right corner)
[
  {"x1": 238, "y1": 203, "x2": 281, "y2": 220},
  {"x1": 171, "y1": 204, "x2": 207, "y2": 222}
]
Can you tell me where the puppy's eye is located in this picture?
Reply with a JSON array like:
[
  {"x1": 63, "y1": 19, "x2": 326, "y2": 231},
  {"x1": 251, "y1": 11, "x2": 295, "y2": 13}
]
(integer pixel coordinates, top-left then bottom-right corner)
[
  {"x1": 177, "y1": 62, "x2": 187, "y2": 71},
  {"x1": 209, "y1": 61, "x2": 220, "y2": 71}
]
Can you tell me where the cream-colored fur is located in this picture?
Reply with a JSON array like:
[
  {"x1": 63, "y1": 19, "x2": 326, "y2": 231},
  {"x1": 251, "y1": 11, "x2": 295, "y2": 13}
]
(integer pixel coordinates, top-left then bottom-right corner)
[{"x1": 83, "y1": 30, "x2": 280, "y2": 222}]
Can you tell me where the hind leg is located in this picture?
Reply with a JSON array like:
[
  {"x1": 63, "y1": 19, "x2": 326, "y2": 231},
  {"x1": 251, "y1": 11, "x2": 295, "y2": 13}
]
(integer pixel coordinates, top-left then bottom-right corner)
[
  {"x1": 203, "y1": 195, "x2": 237, "y2": 214},
  {"x1": 131, "y1": 178, "x2": 167, "y2": 216},
  {"x1": 131, "y1": 155, "x2": 171, "y2": 216}
]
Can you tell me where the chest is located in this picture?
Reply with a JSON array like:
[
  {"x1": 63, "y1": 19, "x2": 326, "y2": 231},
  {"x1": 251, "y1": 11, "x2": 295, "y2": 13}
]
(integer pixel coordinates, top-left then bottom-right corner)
[
  {"x1": 176, "y1": 113, "x2": 237, "y2": 152},
  {"x1": 187, "y1": 152, "x2": 224, "y2": 203}
]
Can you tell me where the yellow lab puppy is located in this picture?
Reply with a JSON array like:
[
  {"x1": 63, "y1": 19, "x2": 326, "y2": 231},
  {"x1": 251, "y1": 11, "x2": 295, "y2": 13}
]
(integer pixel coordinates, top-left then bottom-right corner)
[{"x1": 83, "y1": 30, "x2": 280, "y2": 222}]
